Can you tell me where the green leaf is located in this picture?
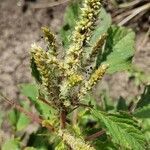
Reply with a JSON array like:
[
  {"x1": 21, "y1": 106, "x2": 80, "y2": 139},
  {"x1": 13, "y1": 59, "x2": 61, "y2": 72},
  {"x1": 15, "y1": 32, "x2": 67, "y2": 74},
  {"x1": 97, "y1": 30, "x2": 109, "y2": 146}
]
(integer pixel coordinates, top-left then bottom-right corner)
[
  {"x1": 20, "y1": 83, "x2": 56, "y2": 119},
  {"x1": 19, "y1": 83, "x2": 38, "y2": 101},
  {"x1": 27, "y1": 128, "x2": 52, "y2": 150},
  {"x1": 116, "y1": 96, "x2": 128, "y2": 111},
  {"x1": 100, "y1": 90, "x2": 114, "y2": 111},
  {"x1": 134, "y1": 85, "x2": 150, "y2": 119},
  {"x1": 60, "y1": 0, "x2": 81, "y2": 48},
  {"x1": 91, "y1": 109, "x2": 146, "y2": 150},
  {"x1": 8, "y1": 100, "x2": 30, "y2": 131},
  {"x1": 89, "y1": 8, "x2": 112, "y2": 45},
  {"x1": 136, "y1": 85, "x2": 150, "y2": 109},
  {"x1": 16, "y1": 112, "x2": 30, "y2": 131},
  {"x1": 16, "y1": 100, "x2": 30, "y2": 131},
  {"x1": 97, "y1": 25, "x2": 135, "y2": 73},
  {"x1": 55, "y1": 141, "x2": 67, "y2": 150},
  {"x1": 37, "y1": 100, "x2": 56, "y2": 120},
  {"x1": 134, "y1": 104, "x2": 150, "y2": 118},
  {"x1": 84, "y1": 8, "x2": 111, "y2": 64},
  {"x1": 2, "y1": 139, "x2": 20, "y2": 150},
  {"x1": 31, "y1": 58, "x2": 42, "y2": 83},
  {"x1": 8, "y1": 110, "x2": 18, "y2": 127},
  {"x1": 94, "y1": 140, "x2": 118, "y2": 150},
  {"x1": 142, "y1": 119, "x2": 150, "y2": 146}
]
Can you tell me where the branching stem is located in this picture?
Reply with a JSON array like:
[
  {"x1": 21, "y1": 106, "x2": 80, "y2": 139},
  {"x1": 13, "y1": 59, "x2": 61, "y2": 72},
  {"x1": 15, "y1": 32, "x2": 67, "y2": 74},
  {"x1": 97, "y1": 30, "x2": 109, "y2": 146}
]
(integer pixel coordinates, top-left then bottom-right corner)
[
  {"x1": 39, "y1": 97, "x2": 52, "y2": 108},
  {"x1": 0, "y1": 93, "x2": 55, "y2": 132}
]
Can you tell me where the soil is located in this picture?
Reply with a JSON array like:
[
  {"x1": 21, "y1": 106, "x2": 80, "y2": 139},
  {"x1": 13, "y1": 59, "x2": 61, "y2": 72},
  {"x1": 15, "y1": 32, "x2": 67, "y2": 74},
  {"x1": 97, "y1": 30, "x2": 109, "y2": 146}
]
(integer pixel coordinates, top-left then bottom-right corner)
[{"x1": 0, "y1": 0, "x2": 67, "y2": 100}]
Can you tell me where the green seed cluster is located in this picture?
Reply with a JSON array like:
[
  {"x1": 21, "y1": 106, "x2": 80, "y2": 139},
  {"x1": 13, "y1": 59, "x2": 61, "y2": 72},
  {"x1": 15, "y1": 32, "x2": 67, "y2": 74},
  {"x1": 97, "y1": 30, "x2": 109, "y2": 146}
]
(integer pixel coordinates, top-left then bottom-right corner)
[
  {"x1": 79, "y1": 64, "x2": 108, "y2": 99},
  {"x1": 84, "y1": 33, "x2": 107, "y2": 67},
  {"x1": 31, "y1": 44, "x2": 61, "y2": 107},
  {"x1": 30, "y1": 0, "x2": 107, "y2": 110},
  {"x1": 31, "y1": 44, "x2": 50, "y2": 91},
  {"x1": 74, "y1": 0, "x2": 102, "y2": 43},
  {"x1": 66, "y1": 0, "x2": 102, "y2": 68},
  {"x1": 42, "y1": 27, "x2": 57, "y2": 56}
]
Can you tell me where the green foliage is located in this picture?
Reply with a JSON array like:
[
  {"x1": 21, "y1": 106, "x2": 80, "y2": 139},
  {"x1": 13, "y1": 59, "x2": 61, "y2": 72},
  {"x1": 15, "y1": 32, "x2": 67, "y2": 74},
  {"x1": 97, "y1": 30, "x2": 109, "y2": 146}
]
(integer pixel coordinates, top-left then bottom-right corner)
[
  {"x1": 19, "y1": 83, "x2": 38, "y2": 101},
  {"x1": 60, "y1": 0, "x2": 81, "y2": 48},
  {"x1": 100, "y1": 90, "x2": 115, "y2": 111},
  {"x1": 92, "y1": 110, "x2": 146, "y2": 150},
  {"x1": 133, "y1": 85, "x2": 150, "y2": 148},
  {"x1": 116, "y1": 96, "x2": 128, "y2": 111},
  {"x1": 27, "y1": 128, "x2": 52, "y2": 150},
  {"x1": 94, "y1": 140, "x2": 118, "y2": 150},
  {"x1": 134, "y1": 105, "x2": 150, "y2": 118},
  {"x1": 20, "y1": 83, "x2": 56, "y2": 120},
  {"x1": 55, "y1": 141, "x2": 67, "y2": 150},
  {"x1": 89, "y1": 8, "x2": 111, "y2": 45},
  {"x1": 136, "y1": 85, "x2": 150, "y2": 109},
  {"x1": 142, "y1": 119, "x2": 150, "y2": 145},
  {"x1": 133, "y1": 85, "x2": 150, "y2": 118},
  {"x1": 16, "y1": 106, "x2": 30, "y2": 131},
  {"x1": 8, "y1": 100, "x2": 30, "y2": 131},
  {"x1": 97, "y1": 25, "x2": 135, "y2": 73},
  {"x1": 2, "y1": 138, "x2": 20, "y2": 150}
]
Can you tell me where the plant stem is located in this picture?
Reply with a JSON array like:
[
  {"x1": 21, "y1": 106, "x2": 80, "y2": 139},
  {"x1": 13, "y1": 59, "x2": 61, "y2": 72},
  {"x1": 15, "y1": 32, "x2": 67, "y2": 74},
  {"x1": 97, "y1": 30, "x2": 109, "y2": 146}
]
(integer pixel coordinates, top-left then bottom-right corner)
[
  {"x1": 39, "y1": 97, "x2": 52, "y2": 107},
  {"x1": 72, "y1": 109, "x2": 78, "y2": 125},
  {"x1": 60, "y1": 109, "x2": 67, "y2": 129},
  {"x1": 0, "y1": 93, "x2": 55, "y2": 132},
  {"x1": 85, "y1": 130, "x2": 105, "y2": 141}
]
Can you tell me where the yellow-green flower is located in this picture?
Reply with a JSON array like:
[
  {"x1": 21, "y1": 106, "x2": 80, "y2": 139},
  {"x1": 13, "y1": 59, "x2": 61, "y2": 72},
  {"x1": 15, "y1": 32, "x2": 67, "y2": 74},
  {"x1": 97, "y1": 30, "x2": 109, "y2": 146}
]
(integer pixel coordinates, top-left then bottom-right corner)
[
  {"x1": 79, "y1": 64, "x2": 108, "y2": 99},
  {"x1": 41, "y1": 27, "x2": 57, "y2": 56},
  {"x1": 30, "y1": 43, "x2": 50, "y2": 91},
  {"x1": 65, "y1": 0, "x2": 102, "y2": 68}
]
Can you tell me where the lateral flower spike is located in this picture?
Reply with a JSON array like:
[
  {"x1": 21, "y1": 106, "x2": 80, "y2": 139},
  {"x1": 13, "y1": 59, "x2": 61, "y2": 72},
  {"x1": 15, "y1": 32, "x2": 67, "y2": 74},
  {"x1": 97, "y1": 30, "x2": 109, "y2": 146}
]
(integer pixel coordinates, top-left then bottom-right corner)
[
  {"x1": 65, "y1": 0, "x2": 102, "y2": 68},
  {"x1": 30, "y1": 43, "x2": 50, "y2": 91},
  {"x1": 30, "y1": 44, "x2": 60, "y2": 108},
  {"x1": 58, "y1": 130, "x2": 95, "y2": 150},
  {"x1": 85, "y1": 33, "x2": 107, "y2": 66},
  {"x1": 79, "y1": 64, "x2": 108, "y2": 99},
  {"x1": 41, "y1": 27, "x2": 57, "y2": 56}
]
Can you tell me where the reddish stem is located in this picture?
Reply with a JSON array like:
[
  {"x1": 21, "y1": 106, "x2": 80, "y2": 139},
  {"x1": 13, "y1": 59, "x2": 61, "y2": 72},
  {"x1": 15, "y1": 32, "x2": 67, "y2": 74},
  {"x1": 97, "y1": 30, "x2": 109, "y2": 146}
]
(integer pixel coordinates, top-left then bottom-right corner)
[
  {"x1": 60, "y1": 109, "x2": 67, "y2": 129},
  {"x1": 85, "y1": 130, "x2": 105, "y2": 141},
  {"x1": 39, "y1": 97, "x2": 52, "y2": 107},
  {"x1": 0, "y1": 93, "x2": 54, "y2": 132}
]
